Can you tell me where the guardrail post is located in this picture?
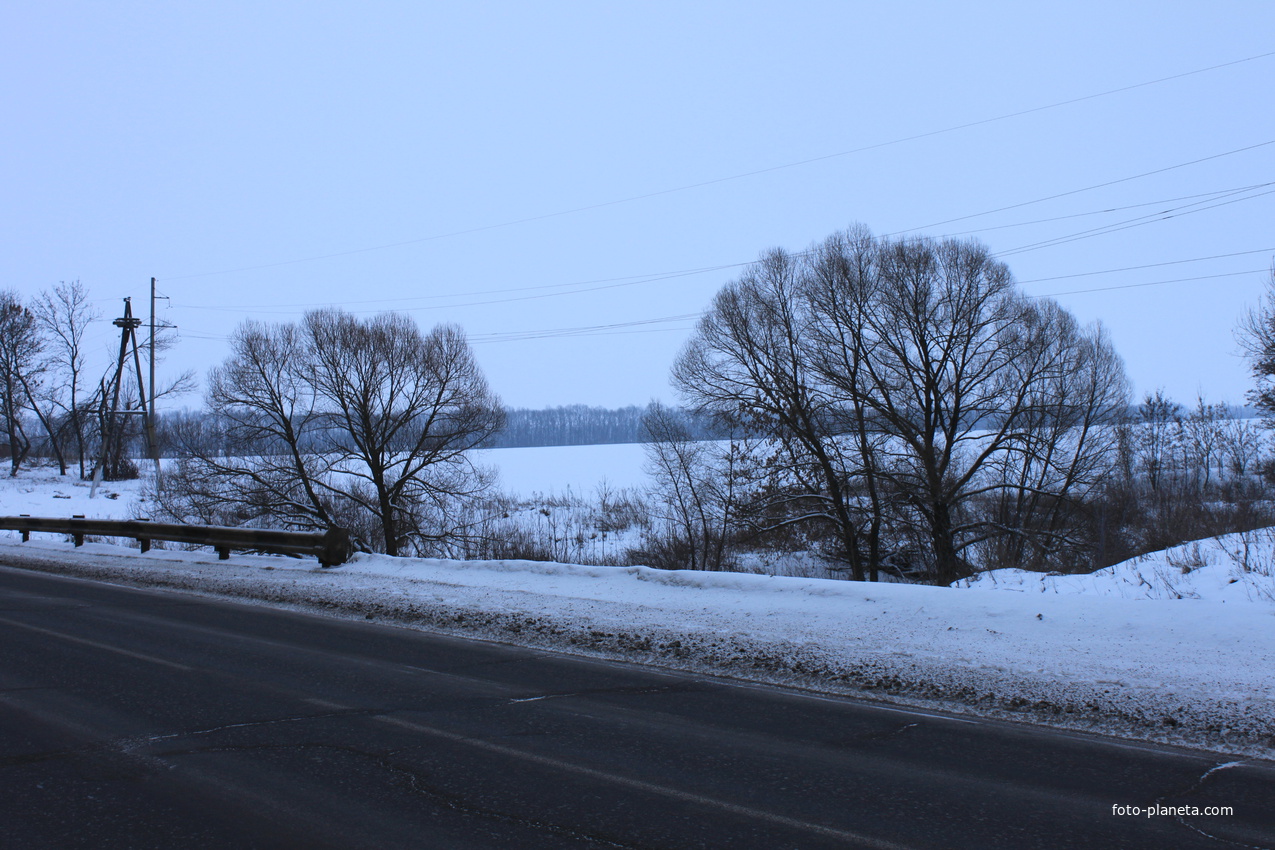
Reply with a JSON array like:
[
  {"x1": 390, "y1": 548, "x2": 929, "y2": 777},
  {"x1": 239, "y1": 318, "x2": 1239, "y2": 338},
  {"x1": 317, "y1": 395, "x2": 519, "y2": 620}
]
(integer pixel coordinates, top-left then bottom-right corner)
[
  {"x1": 318, "y1": 526, "x2": 355, "y2": 568},
  {"x1": 136, "y1": 517, "x2": 150, "y2": 553},
  {"x1": 72, "y1": 515, "x2": 84, "y2": 547},
  {"x1": 20, "y1": 514, "x2": 29, "y2": 542},
  {"x1": 217, "y1": 546, "x2": 230, "y2": 560}
]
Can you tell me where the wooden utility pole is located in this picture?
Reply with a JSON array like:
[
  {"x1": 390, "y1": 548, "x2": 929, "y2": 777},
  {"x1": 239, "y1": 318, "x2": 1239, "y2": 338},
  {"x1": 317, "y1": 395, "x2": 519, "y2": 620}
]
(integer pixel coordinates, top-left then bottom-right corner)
[
  {"x1": 148, "y1": 277, "x2": 161, "y2": 479},
  {"x1": 90, "y1": 298, "x2": 152, "y2": 498}
]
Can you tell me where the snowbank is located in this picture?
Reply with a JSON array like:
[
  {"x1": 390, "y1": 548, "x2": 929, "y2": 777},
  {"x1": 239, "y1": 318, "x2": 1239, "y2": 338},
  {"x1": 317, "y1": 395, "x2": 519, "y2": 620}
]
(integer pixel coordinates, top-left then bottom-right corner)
[{"x1": 958, "y1": 531, "x2": 1275, "y2": 604}]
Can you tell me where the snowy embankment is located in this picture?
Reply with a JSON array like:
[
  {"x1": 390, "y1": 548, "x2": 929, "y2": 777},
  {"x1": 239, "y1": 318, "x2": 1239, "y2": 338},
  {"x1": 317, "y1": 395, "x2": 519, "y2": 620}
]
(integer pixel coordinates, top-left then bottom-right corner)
[
  {"x1": 958, "y1": 533, "x2": 1275, "y2": 604},
  {"x1": 2, "y1": 458, "x2": 1272, "y2": 757}
]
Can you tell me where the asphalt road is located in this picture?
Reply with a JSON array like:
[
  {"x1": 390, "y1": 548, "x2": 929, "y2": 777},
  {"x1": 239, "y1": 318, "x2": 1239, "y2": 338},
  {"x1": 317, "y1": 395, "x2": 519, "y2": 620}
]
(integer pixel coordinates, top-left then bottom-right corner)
[{"x1": 0, "y1": 564, "x2": 1271, "y2": 849}]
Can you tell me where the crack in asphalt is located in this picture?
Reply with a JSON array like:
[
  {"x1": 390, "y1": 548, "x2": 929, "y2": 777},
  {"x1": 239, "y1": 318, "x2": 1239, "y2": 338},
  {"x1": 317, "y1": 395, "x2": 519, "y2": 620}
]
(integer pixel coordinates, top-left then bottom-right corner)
[
  {"x1": 2, "y1": 706, "x2": 654, "y2": 847},
  {"x1": 381, "y1": 752, "x2": 654, "y2": 850},
  {"x1": 865, "y1": 722, "x2": 918, "y2": 742},
  {"x1": 1153, "y1": 760, "x2": 1269, "y2": 850},
  {"x1": 506, "y1": 684, "x2": 680, "y2": 705},
  {"x1": 149, "y1": 738, "x2": 655, "y2": 849},
  {"x1": 119, "y1": 707, "x2": 384, "y2": 750},
  {"x1": 0, "y1": 708, "x2": 383, "y2": 770}
]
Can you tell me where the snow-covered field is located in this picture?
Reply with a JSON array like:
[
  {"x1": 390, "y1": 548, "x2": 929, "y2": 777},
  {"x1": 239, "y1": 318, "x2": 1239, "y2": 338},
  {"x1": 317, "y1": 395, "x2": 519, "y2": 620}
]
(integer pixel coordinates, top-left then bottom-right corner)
[
  {"x1": 2, "y1": 455, "x2": 1273, "y2": 757},
  {"x1": 0, "y1": 464, "x2": 141, "y2": 521},
  {"x1": 476, "y1": 442, "x2": 648, "y2": 497},
  {"x1": 0, "y1": 444, "x2": 652, "y2": 519}
]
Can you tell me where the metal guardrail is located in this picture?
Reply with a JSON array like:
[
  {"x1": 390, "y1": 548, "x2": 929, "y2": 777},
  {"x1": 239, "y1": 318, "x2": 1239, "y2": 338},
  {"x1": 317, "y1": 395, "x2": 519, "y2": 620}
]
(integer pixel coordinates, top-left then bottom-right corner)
[{"x1": 0, "y1": 515, "x2": 354, "y2": 568}]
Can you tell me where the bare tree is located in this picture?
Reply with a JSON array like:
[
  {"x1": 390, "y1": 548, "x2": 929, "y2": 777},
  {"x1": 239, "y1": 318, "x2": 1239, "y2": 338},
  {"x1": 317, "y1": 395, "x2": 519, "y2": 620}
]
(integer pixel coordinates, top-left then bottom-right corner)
[
  {"x1": 156, "y1": 320, "x2": 337, "y2": 529},
  {"x1": 1180, "y1": 395, "x2": 1229, "y2": 487},
  {"x1": 0, "y1": 292, "x2": 51, "y2": 475},
  {"x1": 673, "y1": 248, "x2": 877, "y2": 580},
  {"x1": 814, "y1": 234, "x2": 1126, "y2": 582},
  {"x1": 1238, "y1": 261, "x2": 1275, "y2": 422},
  {"x1": 33, "y1": 280, "x2": 99, "y2": 477},
  {"x1": 159, "y1": 311, "x2": 504, "y2": 556},
  {"x1": 1134, "y1": 390, "x2": 1182, "y2": 493},
  {"x1": 674, "y1": 227, "x2": 1129, "y2": 584},
  {"x1": 636, "y1": 401, "x2": 737, "y2": 571},
  {"x1": 304, "y1": 310, "x2": 504, "y2": 555},
  {"x1": 1220, "y1": 413, "x2": 1265, "y2": 476}
]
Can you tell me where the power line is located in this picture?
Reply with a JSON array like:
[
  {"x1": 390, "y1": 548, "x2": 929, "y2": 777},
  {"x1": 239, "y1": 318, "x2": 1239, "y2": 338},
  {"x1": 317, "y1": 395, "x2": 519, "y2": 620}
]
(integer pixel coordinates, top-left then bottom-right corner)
[
  {"x1": 468, "y1": 313, "x2": 702, "y2": 344},
  {"x1": 176, "y1": 264, "x2": 738, "y2": 310},
  {"x1": 176, "y1": 182, "x2": 1275, "y2": 314},
  {"x1": 171, "y1": 131, "x2": 1275, "y2": 314},
  {"x1": 175, "y1": 314, "x2": 705, "y2": 346},
  {"x1": 935, "y1": 182, "x2": 1275, "y2": 238},
  {"x1": 159, "y1": 50, "x2": 1275, "y2": 282},
  {"x1": 177, "y1": 261, "x2": 1272, "y2": 347},
  {"x1": 177, "y1": 264, "x2": 745, "y2": 314},
  {"x1": 892, "y1": 139, "x2": 1275, "y2": 235},
  {"x1": 1015, "y1": 248, "x2": 1275, "y2": 284},
  {"x1": 1031, "y1": 268, "x2": 1268, "y2": 298},
  {"x1": 175, "y1": 168, "x2": 1275, "y2": 317},
  {"x1": 164, "y1": 141, "x2": 1275, "y2": 334},
  {"x1": 482, "y1": 268, "x2": 1275, "y2": 338},
  {"x1": 994, "y1": 185, "x2": 1275, "y2": 257}
]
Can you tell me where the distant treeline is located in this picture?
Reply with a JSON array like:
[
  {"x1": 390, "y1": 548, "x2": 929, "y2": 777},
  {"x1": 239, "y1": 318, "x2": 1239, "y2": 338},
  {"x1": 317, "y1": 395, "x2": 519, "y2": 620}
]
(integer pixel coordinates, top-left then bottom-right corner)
[
  {"x1": 486, "y1": 405, "x2": 646, "y2": 447},
  {"x1": 29, "y1": 403, "x2": 1265, "y2": 459},
  {"x1": 483, "y1": 405, "x2": 723, "y2": 447},
  {"x1": 140, "y1": 405, "x2": 725, "y2": 456}
]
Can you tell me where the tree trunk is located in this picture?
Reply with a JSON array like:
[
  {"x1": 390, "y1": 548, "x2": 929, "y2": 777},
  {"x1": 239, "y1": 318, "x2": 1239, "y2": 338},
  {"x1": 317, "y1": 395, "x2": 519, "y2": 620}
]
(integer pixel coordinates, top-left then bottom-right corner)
[{"x1": 929, "y1": 501, "x2": 962, "y2": 586}]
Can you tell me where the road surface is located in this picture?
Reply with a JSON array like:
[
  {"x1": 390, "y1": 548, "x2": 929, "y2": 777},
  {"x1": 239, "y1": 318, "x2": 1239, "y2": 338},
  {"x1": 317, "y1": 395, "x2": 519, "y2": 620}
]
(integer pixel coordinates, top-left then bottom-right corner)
[{"x1": 0, "y1": 563, "x2": 1271, "y2": 849}]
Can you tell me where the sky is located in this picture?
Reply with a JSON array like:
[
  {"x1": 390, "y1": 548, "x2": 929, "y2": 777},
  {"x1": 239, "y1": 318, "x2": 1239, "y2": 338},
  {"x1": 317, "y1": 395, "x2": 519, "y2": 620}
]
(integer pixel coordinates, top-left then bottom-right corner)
[{"x1": 3, "y1": 1, "x2": 1274, "y2": 410}]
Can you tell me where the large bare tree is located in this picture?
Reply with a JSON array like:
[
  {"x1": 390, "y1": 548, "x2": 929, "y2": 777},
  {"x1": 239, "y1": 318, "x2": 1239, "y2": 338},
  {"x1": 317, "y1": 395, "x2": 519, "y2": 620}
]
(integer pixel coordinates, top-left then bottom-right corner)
[
  {"x1": 675, "y1": 227, "x2": 1129, "y2": 584},
  {"x1": 672, "y1": 248, "x2": 880, "y2": 580},
  {"x1": 303, "y1": 310, "x2": 504, "y2": 555},
  {"x1": 160, "y1": 310, "x2": 504, "y2": 556},
  {"x1": 157, "y1": 320, "x2": 337, "y2": 529}
]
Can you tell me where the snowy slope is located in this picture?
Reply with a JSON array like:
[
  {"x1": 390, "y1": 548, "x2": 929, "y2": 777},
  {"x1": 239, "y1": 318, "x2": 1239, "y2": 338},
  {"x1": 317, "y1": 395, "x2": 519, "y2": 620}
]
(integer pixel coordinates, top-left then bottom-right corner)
[{"x1": 957, "y1": 532, "x2": 1275, "y2": 604}]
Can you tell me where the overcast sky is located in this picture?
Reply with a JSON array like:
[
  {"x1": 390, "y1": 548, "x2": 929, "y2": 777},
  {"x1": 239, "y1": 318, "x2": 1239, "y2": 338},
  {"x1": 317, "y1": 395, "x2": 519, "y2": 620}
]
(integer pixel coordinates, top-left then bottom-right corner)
[{"x1": 4, "y1": 2, "x2": 1273, "y2": 410}]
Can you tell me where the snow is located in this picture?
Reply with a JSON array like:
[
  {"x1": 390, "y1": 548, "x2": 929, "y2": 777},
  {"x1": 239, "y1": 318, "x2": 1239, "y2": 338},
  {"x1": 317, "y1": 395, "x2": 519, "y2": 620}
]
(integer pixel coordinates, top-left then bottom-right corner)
[
  {"x1": 0, "y1": 465, "x2": 142, "y2": 520},
  {"x1": 2, "y1": 457, "x2": 1273, "y2": 757},
  {"x1": 957, "y1": 533, "x2": 1275, "y2": 604},
  {"x1": 475, "y1": 442, "x2": 648, "y2": 497}
]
